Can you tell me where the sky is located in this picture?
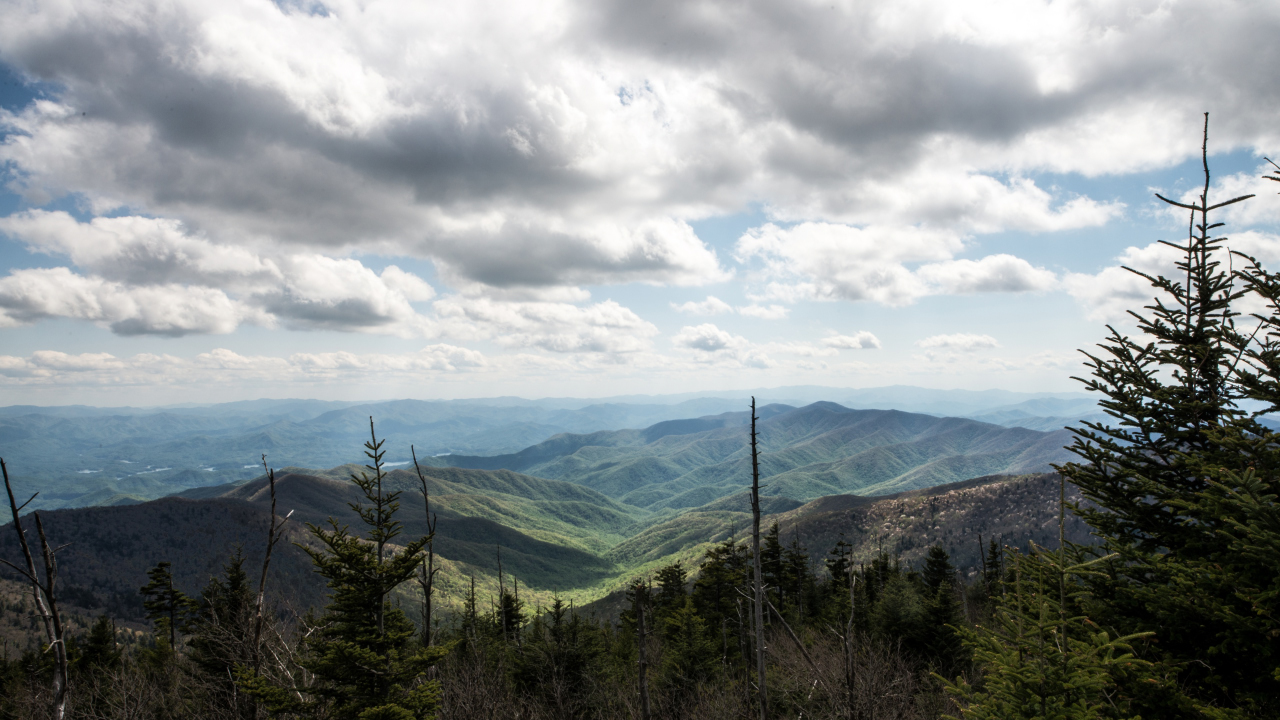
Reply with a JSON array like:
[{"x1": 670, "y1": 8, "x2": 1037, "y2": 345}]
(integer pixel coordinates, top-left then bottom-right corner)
[{"x1": 2, "y1": 0, "x2": 1280, "y2": 406}]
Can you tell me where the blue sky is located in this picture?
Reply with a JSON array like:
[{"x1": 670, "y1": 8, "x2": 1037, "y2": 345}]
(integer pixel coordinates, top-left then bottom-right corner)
[{"x1": 1, "y1": 0, "x2": 1279, "y2": 405}]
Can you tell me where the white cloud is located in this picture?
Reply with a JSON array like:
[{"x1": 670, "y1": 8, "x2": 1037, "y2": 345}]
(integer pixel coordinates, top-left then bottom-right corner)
[
  {"x1": 2, "y1": 0, "x2": 1273, "y2": 306},
  {"x1": 0, "y1": 210, "x2": 281, "y2": 289},
  {"x1": 672, "y1": 323, "x2": 748, "y2": 353},
  {"x1": 261, "y1": 255, "x2": 432, "y2": 334},
  {"x1": 434, "y1": 296, "x2": 657, "y2": 353},
  {"x1": 672, "y1": 297, "x2": 788, "y2": 320},
  {"x1": 737, "y1": 304, "x2": 789, "y2": 320},
  {"x1": 671, "y1": 296, "x2": 733, "y2": 315},
  {"x1": 670, "y1": 323, "x2": 775, "y2": 367},
  {"x1": 917, "y1": 333, "x2": 1001, "y2": 351},
  {"x1": 823, "y1": 332, "x2": 882, "y2": 350},
  {"x1": 0, "y1": 211, "x2": 445, "y2": 336},
  {"x1": 915, "y1": 254, "x2": 1057, "y2": 294},
  {"x1": 1062, "y1": 241, "x2": 1183, "y2": 322},
  {"x1": 0, "y1": 267, "x2": 252, "y2": 336},
  {"x1": 0, "y1": 346, "x2": 489, "y2": 383},
  {"x1": 736, "y1": 222, "x2": 1055, "y2": 306}
]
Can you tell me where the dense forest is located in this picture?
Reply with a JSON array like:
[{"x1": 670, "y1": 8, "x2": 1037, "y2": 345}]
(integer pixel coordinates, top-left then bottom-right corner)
[{"x1": 3, "y1": 119, "x2": 1279, "y2": 719}]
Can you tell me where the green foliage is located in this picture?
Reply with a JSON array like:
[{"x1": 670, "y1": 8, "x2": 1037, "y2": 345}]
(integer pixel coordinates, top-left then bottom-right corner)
[
  {"x1": 74, "y1": 615, "x2": 122, "y2": 673},
  {"x1": 653, "y1": 561, "x2": 687, "y2": 618},
  {"x1": 242, "y1": 421, "x2": 446, "y2": 719},
  {"x1": 188, "y1": 549, "x2": 258, "y2": 716},
  {"x1": 139, "y1": 560, "x2": 197, "y2": 651},
  {"x1": 658, "y1": 597, "x2": 717, "y2": 689},
  {"x1": 1056, "y1": 118, "x2": 1280, "y2": 716},
  {"x1": 510, "y1": 595, "x2": 606, "y2": 713},
  {"x1": 942, "y1": 546, "x2": 1171, "y2": 720}
]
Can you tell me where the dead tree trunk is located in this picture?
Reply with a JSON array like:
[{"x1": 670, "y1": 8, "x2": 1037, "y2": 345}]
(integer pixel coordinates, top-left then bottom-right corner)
[
  {"x1": 253, "y1": 456, "x2": 292, "y2": 674},
  {"x1": 411, "y1": 446, "x2": 440, "y2": 647},
  {"x1": 1, "y1": 459, "x2": 69, "y2": 720},
  {"x1": 749, "y1": 398, "x2": 768, "y2": 720}
]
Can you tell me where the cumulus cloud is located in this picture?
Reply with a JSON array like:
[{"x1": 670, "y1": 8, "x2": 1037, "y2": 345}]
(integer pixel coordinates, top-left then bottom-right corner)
[
  {"x1": 822, "y1": 332, "x2": 881, "y2": 350},
  {"x1": 2, "y1": 0, "x2": 1273, "y2": 305},
  {"x1": 671, "y1": 323, "x2": 774, "y2": 367},
  {"x1": 435, "y1": 296, "x2": 657, "y2": 353},
  {"x1": 260, "y1": 255, "x2": 432, "y2": 333},
  {"x1": 672, "y1": 296, "x2": 788, "y2": 319},
  {"x1": 0, "y1": 211, "x2": 280, "y2": 288},
  {"x1": 672, "y1": 296, "x2": 733, "y2": 315},
  {"x1": 672, "y1": 323, "x2": 747, "y2": 352},
  {"x1": 737, "y1": 222, "x2": 1056, "y2": 306},
  {"x1": 0, "y1": 211, "x2": 448, "y2": 336},
  {"x1": 917, "y1": 333, "x2": 1001, "y2": 351},
  {"x1": 915, "y1": 254, "x2": 1057, "y2": 294},
  {"x1": 0, "y1": 267, "x2": 252, "y2": 335},
  {"x1": 737, "y1": 304, "x2": 789, "y2": 320}
]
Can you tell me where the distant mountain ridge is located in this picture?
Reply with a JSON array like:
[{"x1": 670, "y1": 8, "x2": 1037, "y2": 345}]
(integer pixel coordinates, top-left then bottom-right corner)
[
  {"x1": 438, "y1": 402, "x2": 1076, "y2": 510},
  {"x1": 0, "y1": 387, "x2": 1094, "y2": 512}
]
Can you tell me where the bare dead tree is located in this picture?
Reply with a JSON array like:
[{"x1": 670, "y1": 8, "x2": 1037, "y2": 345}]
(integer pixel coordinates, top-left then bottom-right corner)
[
  {"x1": 765, "y1": 596, "x2": 829, "y2": 696},
  {"x1": 411, "y1": 445, "x2": 440, "y2": 647},
  {"x1": 253, "y1": 455, "x2": 292, "y2": 674},
  {"x1": 749, "y1": 397, "x2": 768, "y2": 719},
  {"x1": 1, "y1": 458, "x2": 69, "y2": 720}
]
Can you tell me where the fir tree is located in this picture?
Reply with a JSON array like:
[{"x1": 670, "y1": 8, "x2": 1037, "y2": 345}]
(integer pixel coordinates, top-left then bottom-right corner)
[
  {"x1": 659, "y1": 597, "x2": 717, "y2": 691},
  {"x1": 140, "y1": 561, "x2": 196, "y2": 651},
  {"x1": 190, "y1": 550, "x2": 257, "y2": 717},
  {"x1": 942, "y1": 545, "x2": 1170, "y2": 720},
  {"x1": 1059, "y1": 114, "x2": 1279, "y2": 713},
  {"x1": 653, "y1": 562, "x2": 687, "y2": 618},
  {"x1": 74, "y1": 616, "x2": 120, "y2": 673},
  {"x1": 241, "y1": 419, "x2": 446, "y2": 720}
]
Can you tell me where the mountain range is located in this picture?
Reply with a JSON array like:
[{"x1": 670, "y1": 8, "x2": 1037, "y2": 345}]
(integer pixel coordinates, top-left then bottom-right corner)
[
  {"x1": 0, "y1": 393, "x2": 1094, "y2": 629},
  {"x1": 0, "y1": 386, "x2": 1097, "y2": 511},
  {"x1": 435, "y1": 401, "x2": 1075, "y2": 510}
]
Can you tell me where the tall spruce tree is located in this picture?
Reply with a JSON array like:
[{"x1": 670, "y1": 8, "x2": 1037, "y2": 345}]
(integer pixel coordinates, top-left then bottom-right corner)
[
  {"x1": 190, "y1": 550, "x2": 257, "y2": 718},
  {"x1": 140, "y1": 561, "x2": 196, "y2": 651},
  {"x1": 1052, "y1": 114, "x2": 1278, "y2": 715},
  {"x1": 242, "y1": 419, "x2": 446, "y2": 720}
]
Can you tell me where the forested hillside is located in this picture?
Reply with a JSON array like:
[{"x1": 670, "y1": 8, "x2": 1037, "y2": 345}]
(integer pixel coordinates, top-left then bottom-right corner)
[
  {"x1": 0, "y1": 388, "x2": 1094, "y2": 513},
  {"x1": 440, "y1": 402, "x2": 1075, "y2": 508},
  {"x1": 0, "y1": 467, "x2": 1080, "y2": 627}
]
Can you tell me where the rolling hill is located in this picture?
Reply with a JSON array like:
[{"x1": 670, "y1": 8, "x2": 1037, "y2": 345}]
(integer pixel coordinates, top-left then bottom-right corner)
[
  {"x1": 0, "y1": 396, "x2": 749, "y2": 511},
  {"x1": 439, "y1": 402, "x2": 1076, "y2": 510}
]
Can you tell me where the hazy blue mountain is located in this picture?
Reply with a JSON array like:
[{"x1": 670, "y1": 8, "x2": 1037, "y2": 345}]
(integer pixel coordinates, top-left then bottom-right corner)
[
  {"x1": 0, "y1": 397, "x2": 750, "y2": 510},
  {"x1": 439, "y1": 402, "x2": 1076, "y2": 510},
  {"x1": 0, "y1": 387, "x2": 1087, "y2": 511}
]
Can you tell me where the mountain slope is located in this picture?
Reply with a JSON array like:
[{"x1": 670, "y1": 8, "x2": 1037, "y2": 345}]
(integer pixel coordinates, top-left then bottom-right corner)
[{"x1": 441, "y1": 402, "x2": 1075, "y2": 510}]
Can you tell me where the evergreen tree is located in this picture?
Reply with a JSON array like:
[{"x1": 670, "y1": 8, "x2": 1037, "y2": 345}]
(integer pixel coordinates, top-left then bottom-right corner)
[
  {"x1": 74, "y1": 616, "x2": 120, "y2": 673},
  {"x1": 241, "y1": 419, "x2": 446, "y2": 720},
  {"x1": 659, "y1": 597, "x2": 716, "y2": 690},
  {"x1": 140, "y1": 561, "x2": 196, "y2": 650},
  {"x1": 922, "y1": 545, "x2": 955, "y2": 594},
  {"x1": 512, "y1": 595, "x2": 603, "y2": 714},
  {"x1": 761, "y1": 521, "x2": 784, "y2": 604},
  {"x1": 190, "y1": 550, "x2": 257, "y2": 716},
  {"x1": 943, "y1": 545, "x2": 1174, "y2": 719},
  {"x1": 918, "y1": 546, "x2": 966, "y2": 674},
  {"x1": 653, "y1": 562, "x2": 687, "y2": 619},
  {"x1": 1059, "y1": 114, "x2": 1279, "y2": 714},
  {"x1": 781, "y1": 528, "x2": 813, "y2": 618}
]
